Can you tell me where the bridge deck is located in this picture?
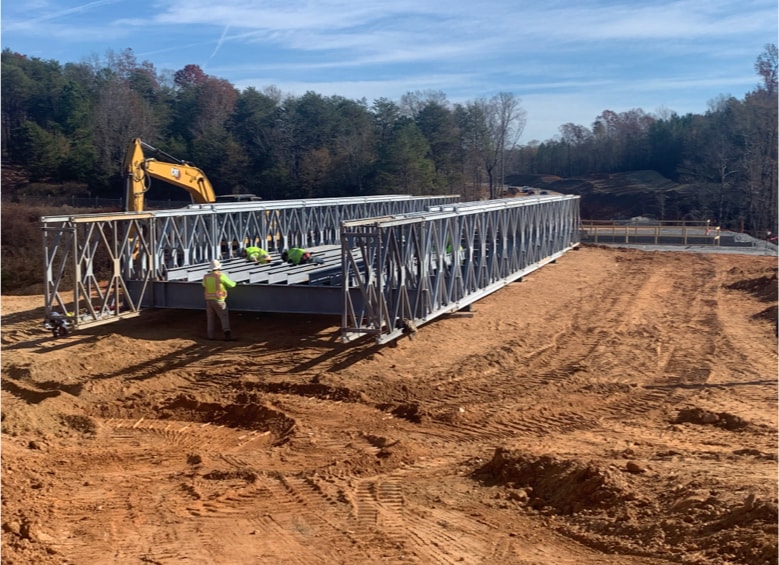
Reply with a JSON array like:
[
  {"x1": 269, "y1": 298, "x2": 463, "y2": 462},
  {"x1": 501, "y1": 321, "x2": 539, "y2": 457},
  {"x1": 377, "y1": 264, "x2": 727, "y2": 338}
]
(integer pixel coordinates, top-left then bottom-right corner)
[{"x1": 165, "y1": 245, "x2": 345, "y2": 285}]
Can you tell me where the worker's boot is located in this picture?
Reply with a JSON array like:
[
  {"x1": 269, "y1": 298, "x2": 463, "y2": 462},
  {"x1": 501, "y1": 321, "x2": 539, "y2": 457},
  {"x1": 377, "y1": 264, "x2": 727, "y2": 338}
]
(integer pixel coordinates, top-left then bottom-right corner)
[{"x1": 224, "y1": 331, "x2": 236, "y2": 341}]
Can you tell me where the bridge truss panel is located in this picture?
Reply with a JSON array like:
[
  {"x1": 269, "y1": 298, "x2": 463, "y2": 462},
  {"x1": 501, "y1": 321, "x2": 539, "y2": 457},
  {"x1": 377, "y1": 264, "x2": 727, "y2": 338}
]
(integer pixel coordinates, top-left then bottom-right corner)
[
  {"x1": 340, "y1": 195, "x2": 581, "y2": 344},
  {"x1": 40, "y1": 195, "x2": 459, "y2": 328}
]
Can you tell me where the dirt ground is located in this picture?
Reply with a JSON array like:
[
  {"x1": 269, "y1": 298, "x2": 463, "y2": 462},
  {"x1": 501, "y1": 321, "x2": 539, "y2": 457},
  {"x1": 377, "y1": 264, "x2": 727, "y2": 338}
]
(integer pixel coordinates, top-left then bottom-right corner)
[{"x1": 2, "y1": 245, "x2": 777, "y2": 565}]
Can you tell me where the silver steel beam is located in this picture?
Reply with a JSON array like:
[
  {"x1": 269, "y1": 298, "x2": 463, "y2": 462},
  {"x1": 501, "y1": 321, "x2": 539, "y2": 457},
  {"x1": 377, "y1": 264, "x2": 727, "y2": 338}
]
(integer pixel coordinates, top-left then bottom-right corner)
[
  {"x1": 340, "y1": 195, "x2": 581, "y2": 343},
  {"x1": 41, "y1": 195, "x2": 458, "y2": 328},
  {"x1": 40, "y1": 193, "x2": 581, "y2": 345},
  {"x1": 126, "y1": 281, "x2": 353, "y2": 315}
]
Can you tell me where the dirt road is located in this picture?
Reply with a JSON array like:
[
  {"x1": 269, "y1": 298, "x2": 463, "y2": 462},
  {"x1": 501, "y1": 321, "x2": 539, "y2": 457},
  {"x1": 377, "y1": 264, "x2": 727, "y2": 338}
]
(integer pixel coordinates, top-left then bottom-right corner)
[{"x1": 2, "y1": 246, "x2": 777, "y2": 565}]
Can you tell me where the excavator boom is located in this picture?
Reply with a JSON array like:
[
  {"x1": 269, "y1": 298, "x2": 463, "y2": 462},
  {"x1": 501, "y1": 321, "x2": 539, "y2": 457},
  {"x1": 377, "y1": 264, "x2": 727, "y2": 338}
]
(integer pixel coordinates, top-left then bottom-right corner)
[{"x1": 123, "y1": 138, "x2": 216, "y2": 212}]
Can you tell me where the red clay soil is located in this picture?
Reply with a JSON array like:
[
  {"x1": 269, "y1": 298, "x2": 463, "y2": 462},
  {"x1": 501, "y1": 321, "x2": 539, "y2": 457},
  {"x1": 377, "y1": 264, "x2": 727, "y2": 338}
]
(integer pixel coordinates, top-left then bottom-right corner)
[{"x1": 2, "y1": 246, "x2": 777, "y2": 565}]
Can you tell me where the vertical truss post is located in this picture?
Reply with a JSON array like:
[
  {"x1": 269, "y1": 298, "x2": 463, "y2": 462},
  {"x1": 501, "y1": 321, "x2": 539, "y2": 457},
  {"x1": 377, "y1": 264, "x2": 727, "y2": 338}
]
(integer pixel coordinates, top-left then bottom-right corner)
[
  {"x1": 341, "y1": 196, "x2": 580, "y2": 343},
  {"x1": 41, "y1": 196, "x2": 460, "y2": 331}
]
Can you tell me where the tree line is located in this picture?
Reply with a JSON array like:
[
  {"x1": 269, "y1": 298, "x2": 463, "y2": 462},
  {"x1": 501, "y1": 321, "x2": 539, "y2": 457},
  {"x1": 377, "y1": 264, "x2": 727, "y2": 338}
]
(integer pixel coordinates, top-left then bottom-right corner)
[{"x1": 1, "y1": 45, "x2": 776, "y2": 234}]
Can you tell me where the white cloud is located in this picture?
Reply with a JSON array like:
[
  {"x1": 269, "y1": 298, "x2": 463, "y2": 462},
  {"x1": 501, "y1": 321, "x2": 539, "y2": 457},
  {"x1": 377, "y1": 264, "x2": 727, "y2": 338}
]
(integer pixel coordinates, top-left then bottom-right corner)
[{"x1": 2, "y1": 0, "x2": 775, "y2": 141}]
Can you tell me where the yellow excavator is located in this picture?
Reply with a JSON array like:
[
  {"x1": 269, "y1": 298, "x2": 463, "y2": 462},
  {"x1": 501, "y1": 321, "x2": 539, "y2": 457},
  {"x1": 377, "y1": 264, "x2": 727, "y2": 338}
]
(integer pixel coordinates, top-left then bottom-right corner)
[{"x1": 123, "y1": 138, "x2": 216, "y2": 212}]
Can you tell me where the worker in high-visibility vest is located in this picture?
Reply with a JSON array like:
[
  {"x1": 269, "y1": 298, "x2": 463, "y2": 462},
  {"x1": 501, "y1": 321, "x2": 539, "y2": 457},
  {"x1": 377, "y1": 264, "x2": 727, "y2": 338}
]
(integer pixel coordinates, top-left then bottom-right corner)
[
  {"x1": 242, "y1": 246, "x2": 271, "y2": 264},
  {"x1": 281, "y1": 248, "x2": 324, "y2": 265},
  {"x1": 202, "y1": 259, "x2": 237, "y2": 341}
]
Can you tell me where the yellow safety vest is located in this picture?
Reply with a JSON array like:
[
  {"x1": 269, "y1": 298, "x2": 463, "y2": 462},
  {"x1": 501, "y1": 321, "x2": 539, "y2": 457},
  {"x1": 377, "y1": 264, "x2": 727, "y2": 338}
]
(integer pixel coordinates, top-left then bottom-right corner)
[
  {"x1": 203, "y1": 272, "x2": 227, "y2": 301},
  {"x1": 246, "y1": 246, "x2": 269, "y2": 262},
  {"x1": 288, "y1": 248, "x2": 306, "y2": 265}
]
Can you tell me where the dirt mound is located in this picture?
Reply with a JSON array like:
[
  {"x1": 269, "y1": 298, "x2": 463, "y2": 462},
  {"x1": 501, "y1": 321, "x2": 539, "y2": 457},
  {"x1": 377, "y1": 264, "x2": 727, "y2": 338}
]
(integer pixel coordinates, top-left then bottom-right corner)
[
  {"x1": 477, "y1": 447, "x2": 777, "y2": 564},
  {"x1": 240, "y1": 380, "x2": 366, "y2": 403},
  {"x1": 674, "y1": 407, "x2": 750, "y2": 430},
  {"x1": 726, "y1": 266, "x2": 779, "y2": 333},
  {"x1": 476, "y1": 448, "x2": 637, "y2": 515},
  {"x1": 726, "y1": 271, "x2": 779, "y2": 302},
  {"x1": 158, "y1": 393, "x2": 296, "y2": 438}
]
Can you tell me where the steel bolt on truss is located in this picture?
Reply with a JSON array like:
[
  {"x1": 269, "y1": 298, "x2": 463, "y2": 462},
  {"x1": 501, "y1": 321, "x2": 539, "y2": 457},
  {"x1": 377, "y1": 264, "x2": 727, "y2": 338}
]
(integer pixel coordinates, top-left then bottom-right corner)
[{"x1": 340, "y1": 195, "x2": 581, "y2": 343}]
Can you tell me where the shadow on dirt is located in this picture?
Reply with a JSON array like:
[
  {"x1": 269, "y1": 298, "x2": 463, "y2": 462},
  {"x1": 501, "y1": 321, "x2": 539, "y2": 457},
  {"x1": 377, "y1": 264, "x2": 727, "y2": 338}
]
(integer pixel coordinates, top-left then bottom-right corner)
[
  {"x1": 237, "y1": 380, "x2": 365, "y2": 403},
  {"x1": 5, "y1": 306, "x2": 393, "y2": 384},
  {"x1": 1, "y1": 305, "x2": 48, "y2": 326}
]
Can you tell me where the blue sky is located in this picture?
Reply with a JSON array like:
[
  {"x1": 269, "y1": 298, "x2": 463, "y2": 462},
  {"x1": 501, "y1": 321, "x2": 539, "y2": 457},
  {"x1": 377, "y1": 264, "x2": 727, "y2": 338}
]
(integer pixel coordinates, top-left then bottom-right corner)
[{"x1": 2, "y1": 0, "x2": 776, "y2": 142}]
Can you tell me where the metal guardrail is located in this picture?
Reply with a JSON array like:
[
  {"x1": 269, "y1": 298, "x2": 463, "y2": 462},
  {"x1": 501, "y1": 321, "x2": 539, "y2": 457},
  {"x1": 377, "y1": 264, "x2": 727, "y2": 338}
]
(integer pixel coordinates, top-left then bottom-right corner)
[
  {"x1": 581, "y1": 220, "x2": 721, "y2": 246},
  {"x1": 580, "y1": 219, "x2": 721, "y2": 246}
]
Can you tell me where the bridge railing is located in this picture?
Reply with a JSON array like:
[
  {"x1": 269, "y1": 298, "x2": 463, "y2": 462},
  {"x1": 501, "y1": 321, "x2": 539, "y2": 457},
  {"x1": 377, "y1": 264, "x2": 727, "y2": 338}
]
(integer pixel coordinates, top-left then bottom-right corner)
[
  {"x1": 341, "y1": 195, "x2": 581, "y2": 343},
  {"x1": 41, "y1": 195, "x2": 460, "y2": 329},
  {"x1": 580, "y1": 219, "x2": 720, "y2": 246}
]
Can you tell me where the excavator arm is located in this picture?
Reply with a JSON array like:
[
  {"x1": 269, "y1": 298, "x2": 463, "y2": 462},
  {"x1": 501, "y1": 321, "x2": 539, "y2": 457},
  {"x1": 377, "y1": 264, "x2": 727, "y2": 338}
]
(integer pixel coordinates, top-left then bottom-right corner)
[{"x1": 123, "y1": 138, "x2": 216, "y2": 212}]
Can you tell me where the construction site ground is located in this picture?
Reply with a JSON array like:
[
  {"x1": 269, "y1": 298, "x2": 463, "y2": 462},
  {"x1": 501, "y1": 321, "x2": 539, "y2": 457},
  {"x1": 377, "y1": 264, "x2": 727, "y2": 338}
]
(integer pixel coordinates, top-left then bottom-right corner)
[{"x1": 2, "y1": 245, "x2": 777, "y2": 565}]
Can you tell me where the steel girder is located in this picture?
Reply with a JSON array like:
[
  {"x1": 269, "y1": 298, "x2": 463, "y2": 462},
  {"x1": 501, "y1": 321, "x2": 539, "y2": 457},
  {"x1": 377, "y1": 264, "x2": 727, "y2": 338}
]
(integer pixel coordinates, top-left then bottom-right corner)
[
  {"x1": 125, "y1": 281, "x2": 353, "y2": 315},
  {"x1": 41, "y1": 195, "x2": 459, "y2": 329},
  {"x1": 340, "y1": 195, "x2": 581, "y2": 343}
]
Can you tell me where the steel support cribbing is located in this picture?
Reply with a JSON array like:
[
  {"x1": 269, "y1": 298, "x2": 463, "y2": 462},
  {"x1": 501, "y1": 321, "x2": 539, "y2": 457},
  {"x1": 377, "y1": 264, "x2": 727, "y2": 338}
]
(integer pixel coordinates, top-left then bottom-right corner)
[
  {"x1": 41, "y1": 195, "x2": 459, "y2": 329},
  {"x1": 340, "y1": 195, "x2": 581, "y2": 344}
]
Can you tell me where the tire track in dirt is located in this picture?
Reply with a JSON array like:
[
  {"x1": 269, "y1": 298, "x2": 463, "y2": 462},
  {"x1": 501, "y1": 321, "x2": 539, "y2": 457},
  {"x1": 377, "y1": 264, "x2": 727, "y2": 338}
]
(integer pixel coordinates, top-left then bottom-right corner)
[
  {"x1": 349, "y1": 466, "x2": 496, "y2": 565},
  {"x1": 53, "y1": 426, "x2": 371, "y2": 562},
  {"x1": 701, "y1": 263, "x2": 778, "y2": 429},
  {"x1": 178, "y1": 472, "x2": 326, "y2": 564},
  {"x1": 43, "y1": 452, "x2": 185, "y2": 563},
  {"x1": 236, "y1": 473, "x2": 376, "y2": 563},
  {"x1": 400, "y1": 509, "x2": 495, "y2": 565},
  {"x1": 350, "y1": 480, "x2": 416, "y2": 564},
  {"x1": 347, "y1": 456, "x2": 634, "y2": 565},
  {"x1": 80, "y1": 254, "x2": 745, "y2": 564},
  {"x1": 44, "y1": 414, "x2": 350, "y2": 562},
  {"x1": 647, "y1": 256, "x2": 777, "y2": 434},
  {"x1": 98, "y1": 407, "x2": 423, "y2": 563},
  {"x1": 386, "y1": 255, "x2": 721, "y2": 450},
  {"x1": 108, "y1": 417, "x2": 275, "y2": 453},
  {"x1": 3, "y1": 251, "x2": 775, "y2": 565}
]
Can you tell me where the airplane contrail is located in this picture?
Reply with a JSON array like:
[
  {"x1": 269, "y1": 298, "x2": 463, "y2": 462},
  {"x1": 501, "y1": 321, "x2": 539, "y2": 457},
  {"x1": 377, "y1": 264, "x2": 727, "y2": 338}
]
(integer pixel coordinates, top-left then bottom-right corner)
[
  {"x1": 7, "y1": 0, "x2": 119, "y2": 28},
  {"x1": 206, "y1": 24, "x2": 231, "y2": 68}
]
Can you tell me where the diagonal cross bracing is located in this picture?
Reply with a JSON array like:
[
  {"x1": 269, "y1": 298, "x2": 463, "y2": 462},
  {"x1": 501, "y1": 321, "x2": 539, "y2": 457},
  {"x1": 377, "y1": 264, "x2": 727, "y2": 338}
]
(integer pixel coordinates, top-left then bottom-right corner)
[
  {"x1": 40, "y1": 194, "x2": 580, "y2": 343},
  {"x1": 41, "y1": 195, "x2": 459, "y2": 329},
  {"x1": 340, "y1": 195, "x2": 580, "y2": 343}
]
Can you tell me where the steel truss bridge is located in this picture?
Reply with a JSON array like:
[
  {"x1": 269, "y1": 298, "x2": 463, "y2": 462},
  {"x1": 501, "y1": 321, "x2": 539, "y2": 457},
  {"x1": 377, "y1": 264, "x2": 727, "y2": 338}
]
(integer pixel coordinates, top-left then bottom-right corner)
[{"x1": 42, "y1": 193, "x2": 580, "y2": 344}]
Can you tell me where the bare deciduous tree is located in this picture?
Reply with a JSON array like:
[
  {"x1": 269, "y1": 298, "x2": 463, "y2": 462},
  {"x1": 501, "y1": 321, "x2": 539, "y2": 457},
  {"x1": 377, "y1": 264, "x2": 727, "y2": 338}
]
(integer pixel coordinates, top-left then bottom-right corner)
[
  {"x1": 478, "y1": 93, "x2": 527, "y2": 199},
  {"x1": 754, "y1": 43, "x2": 778, "y2": 95}
]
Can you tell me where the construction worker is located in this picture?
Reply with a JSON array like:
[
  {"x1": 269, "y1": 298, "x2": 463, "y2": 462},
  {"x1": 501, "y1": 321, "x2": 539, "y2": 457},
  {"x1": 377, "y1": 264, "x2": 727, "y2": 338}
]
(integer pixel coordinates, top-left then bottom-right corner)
[
  {"x1": 446, "y1": 240, "x2": 465, "y2": 265},
  {"x1": 202, "y1": 259, "x2": 237, "y2": 341},
  {"x1": 281, "y1": 247, "x2": 323, "y2": 265},
  {"x1": 242, "y1": 245, "x2": 271, "y2": 264}
]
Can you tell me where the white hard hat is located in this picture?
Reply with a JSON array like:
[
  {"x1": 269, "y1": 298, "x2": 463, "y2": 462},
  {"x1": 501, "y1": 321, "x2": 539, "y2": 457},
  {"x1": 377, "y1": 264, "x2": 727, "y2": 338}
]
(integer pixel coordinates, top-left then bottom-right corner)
[{"x1": 210, "y1": 259, "x2": 221, "y2": 270}]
